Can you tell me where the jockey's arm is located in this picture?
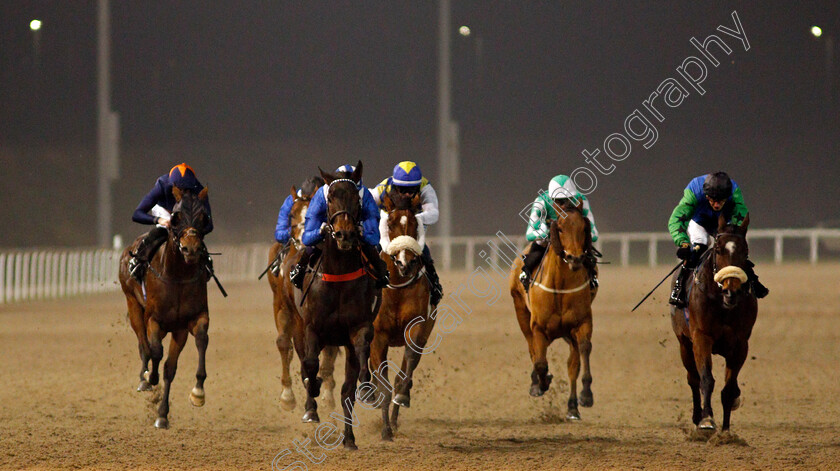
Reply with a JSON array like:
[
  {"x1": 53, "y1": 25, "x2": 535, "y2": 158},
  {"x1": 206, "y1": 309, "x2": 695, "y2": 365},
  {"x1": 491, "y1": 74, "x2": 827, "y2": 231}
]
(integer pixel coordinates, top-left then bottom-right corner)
[
  {"x1": 416, "y1": 184, "x2": 440, "y2": 226},
  {"x1": 274, "y1": 194, "x2": 295, "y2": 243},
  {"x1": 668, "y1": 188, "x2": 698, "y2": 246},
  {"x1": 378, "y1": 210, "x2": 391, "y2": 253},
  {"x1": 370, "y1": 179, "x2": 388, "y2": 207},
  {"x1": 579, "y1": 195, "x2": 599, "y2": 242},
  {"x1": 301, "y1": 190, "x2": 327, "y2": 247},
  {"x1": 360, "y1": 189, "x2": 381, "y2": 246},
  {"x1": 525, "y1": 196, "x2": 549, "y2": 242},
  {"x1": 132, "y1": 181, "x2": 166, "y2": 225},
  {"x1": 729, "y1": 186, "x2": 749, "y2": 226}
]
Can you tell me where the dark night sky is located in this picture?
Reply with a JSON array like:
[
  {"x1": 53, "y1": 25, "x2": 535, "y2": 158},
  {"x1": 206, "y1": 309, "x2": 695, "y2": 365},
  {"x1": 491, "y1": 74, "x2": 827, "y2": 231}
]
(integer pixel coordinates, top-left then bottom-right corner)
[{"x1": 1, "y1": 1, "x2": 839, "y2": 248}]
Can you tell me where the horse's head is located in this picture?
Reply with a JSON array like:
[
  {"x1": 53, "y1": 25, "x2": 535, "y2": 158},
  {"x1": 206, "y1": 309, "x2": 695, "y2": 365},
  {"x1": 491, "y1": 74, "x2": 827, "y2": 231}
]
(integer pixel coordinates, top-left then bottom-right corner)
[
  {"x1": 288, "y1": 185, "x2": 312, "y2": 250},
  {"x1": 382, "y1": 190, "x2": 424, "y2": 277},
  {"x1": 549, "y1": 199, "x2": 588, "y2": 271},
  {"x1": 170, "y1": 186, "x2": 210, "y2": 264},
  {"x1": 713, "y1": 213, "x2": 750, "y2": 308},
  {"x1": 319, "y1": 161, "x2": 363, "y2": 251}
]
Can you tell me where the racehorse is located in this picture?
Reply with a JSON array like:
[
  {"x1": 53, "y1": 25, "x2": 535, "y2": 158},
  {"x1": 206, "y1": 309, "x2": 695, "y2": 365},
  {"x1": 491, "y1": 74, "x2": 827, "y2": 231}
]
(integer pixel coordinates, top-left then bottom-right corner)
[
  {"x1": 118, "y1": 186, "x2": 212, "y2": 429},
  {"x1": 509, "y1": 200, "x2": 597, "y2": 421},
  {"x1": 370, "y1": 190, "x2": 434, "y2": 440},
  {"x1": 292, "y1": 162, "x2": 380, "y2": 450},
  {"x1": 266, "y1": 185, "x2": 339, "y2": 412},
  {"x1": 670, "y1": 214, "x2": 757, "y2": 434}
]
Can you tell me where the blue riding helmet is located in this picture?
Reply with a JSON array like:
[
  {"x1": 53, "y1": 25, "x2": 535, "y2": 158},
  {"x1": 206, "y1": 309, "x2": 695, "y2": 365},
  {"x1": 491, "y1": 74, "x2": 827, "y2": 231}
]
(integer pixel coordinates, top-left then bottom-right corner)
[
  {"x1": 169, "y1": 163, "x2": 199, "y2": 189},
  {"x1": 392, "y1": 161, "x2": 422, "y2": 187},
  {"x1": 335, "y1": 164, "x2": 361, "y2": 186}
]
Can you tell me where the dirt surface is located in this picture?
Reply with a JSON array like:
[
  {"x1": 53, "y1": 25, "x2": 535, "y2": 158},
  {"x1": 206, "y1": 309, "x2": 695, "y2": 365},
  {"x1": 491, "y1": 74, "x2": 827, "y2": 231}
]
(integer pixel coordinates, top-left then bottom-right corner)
[{"x1": 2, "y1": 263, "x2": 839, "y2": 470}]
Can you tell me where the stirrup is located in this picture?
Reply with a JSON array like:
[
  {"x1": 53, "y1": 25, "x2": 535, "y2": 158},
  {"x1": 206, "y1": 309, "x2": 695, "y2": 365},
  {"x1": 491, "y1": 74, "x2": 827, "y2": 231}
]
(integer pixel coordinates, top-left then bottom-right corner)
[
  {"x1": 290, "y1": 264, "x2": 307, "y2": 289},
  {"x1": 589, "y1": 275, "x2": 599, "y2": 289},
  {"x1": 519, "y1": 270, "x2": 531, "y2": 293},
  {"x1": 668, "y1": 284, "x2": 686, "y2": 307},
  {"x1": 128, "y1": 257, "x2": 147, "y2": 283}
]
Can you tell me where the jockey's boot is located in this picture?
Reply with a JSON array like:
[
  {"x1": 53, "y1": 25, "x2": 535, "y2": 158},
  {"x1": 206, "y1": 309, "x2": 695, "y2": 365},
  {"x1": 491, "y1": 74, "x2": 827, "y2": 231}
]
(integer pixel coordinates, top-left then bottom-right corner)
[
  {"x1": 421, "y1": 250, "x2": 443, "y2": 306},
  {"x1": 290, "y1": 246, "x2": 319, "y2": 290},
  {"x1": 361, "y1": 243, "x2": 389, "y2": 289},
  {"x1": 519, "y1": 242, "x2": 547, "y2": 293},
  {"x1": 744, "y1": 260, "x2": 769, "y2": 299},
  {"x1": 129, "y1": 227, "x2": 168, "y2": 283},
  {"x1": 669, "y1": 264, "x2": 692, "y2": 308}
]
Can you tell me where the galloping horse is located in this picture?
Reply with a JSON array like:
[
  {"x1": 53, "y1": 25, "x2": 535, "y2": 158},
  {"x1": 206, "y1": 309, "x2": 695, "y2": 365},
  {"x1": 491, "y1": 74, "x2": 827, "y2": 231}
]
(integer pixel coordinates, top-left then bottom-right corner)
[
  {"x1": 118, "y1": 187, "x2": 212, "y2": 429},
  {"x1": 292, "y1": 163, "x2": 380, "y2": 450},
  {"x1": 370, "y1": 190, "x2": 434, "y2": 440},
  {"x1": 509, "y1": 201, "x2": 597, "y2": 421},
  {"x1": 670, "y1": 214, "x2": 757, "y2": 434},
  {"x1": 266, "y1": 185, "x2": 339, "y2": 412}
]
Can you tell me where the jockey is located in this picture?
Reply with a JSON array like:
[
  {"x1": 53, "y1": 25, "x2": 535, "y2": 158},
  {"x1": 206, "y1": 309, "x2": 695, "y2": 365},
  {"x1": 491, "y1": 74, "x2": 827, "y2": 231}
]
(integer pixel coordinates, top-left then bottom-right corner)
[
  {"x1": 270, "y1": 176, "x2": 324, "y2": 277},
  {"x1": 128, "y1": 163, "x2": 213, "y2": 282},
  {"x1": 668, "y1": 171, "x2": 769, "y2": 307},
  {"x1": 289, "y1": 165, "x2": 389, "y2": 289},
  {"x1": 369, "y1": 161, "x2": 444, "y2": 306},
  {"x1": 519, "y1": 174, "x2": 599, "y2": 292}
]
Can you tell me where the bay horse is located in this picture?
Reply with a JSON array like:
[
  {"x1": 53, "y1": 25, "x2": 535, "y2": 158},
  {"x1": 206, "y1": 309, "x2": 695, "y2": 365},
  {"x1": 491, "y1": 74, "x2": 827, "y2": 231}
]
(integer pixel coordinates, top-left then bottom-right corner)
[
  {"x1": 370, "y1": 190, "x2": 434, "y2": 441},
  {"x1": 292, "y1": 163, "x2": 380, "y2": 450},
  {"x1": 670, "y1": 214, "x2": 757, "y2": 434},
  {"x1": 118, "y1": 186, "x2": 212, "y2": 429},
  {"x1": 266, "y1": 185, "x2": 339, "y2": 412},
  {"x1": 509, "y1": 201, "x2": 597, "y2": 421}
]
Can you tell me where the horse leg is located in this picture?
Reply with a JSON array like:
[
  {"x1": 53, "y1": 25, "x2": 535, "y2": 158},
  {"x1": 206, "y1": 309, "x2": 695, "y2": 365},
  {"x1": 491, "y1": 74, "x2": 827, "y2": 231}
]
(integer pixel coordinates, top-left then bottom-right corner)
[
  {"x1": 341, "y1": 345, "x2": 361, "y2": 450},
  {"x1": 318, "y1": 346, "x2": 339, "y2": 410},
  {"x1": 188, "y1": 313, "x2": 209, "y2": 408},
  {"x1": 394, "y1": 313, "x2": 434, "y2": 409},
  {"x1": 155, "y1": 329, "x2": 188, "y2": 429},
  {"x1": 127, "y1": 297, "x2": 152, "y2": 391},
  {"x1": 721, "y1": 343, "x2": 748, "y2": 431},
  {"x1": 529, "y1": 327, "x2": 552, "y2": 397},
  {"x1": 678, "y1": 336, "x2": 702, "y2": 425},
  {"x1": 511, "y1": 286, "x2": 535, "y2": 359},
  {"x1": 565, "y1": 335, "x2": 582, "y2": 420},
  {"x1": 692, "y1": 333, "x2": 716, "y2": 431},
  {"x1": 390, "y1": 356, "x2": 408, "y2": 430},
  {"x1": 146, "y1": 318, "x2": 164, "y2": 386},
  {"x1": 275, "y1": 308, "x2": 296, "y2": 411},
  {"x1": 369, "y1": 331, "x2": 393, "y2": 440},
  {"x1": 301, "y1": 325, "x2": 321, "y2": 423},
  {"x1": 576, "y1": 321, "x2": 594, "y2": 408}
]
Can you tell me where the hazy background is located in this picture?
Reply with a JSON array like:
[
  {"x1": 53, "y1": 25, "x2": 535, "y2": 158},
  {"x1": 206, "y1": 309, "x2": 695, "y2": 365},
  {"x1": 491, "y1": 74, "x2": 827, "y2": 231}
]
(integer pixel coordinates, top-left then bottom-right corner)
[{"x1": 1, "y1": 1, "x2": 838, "y2": 248}]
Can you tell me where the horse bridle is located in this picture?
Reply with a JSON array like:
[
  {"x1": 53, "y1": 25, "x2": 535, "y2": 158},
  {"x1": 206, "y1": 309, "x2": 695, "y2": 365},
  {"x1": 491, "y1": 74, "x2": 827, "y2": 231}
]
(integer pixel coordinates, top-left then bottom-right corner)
[
  {"x1": 695, "y1": 232, "x2": 745, "y2": 289},
  {"x1": 325, "y1": 179, "x2": 362, "y2": 241}
]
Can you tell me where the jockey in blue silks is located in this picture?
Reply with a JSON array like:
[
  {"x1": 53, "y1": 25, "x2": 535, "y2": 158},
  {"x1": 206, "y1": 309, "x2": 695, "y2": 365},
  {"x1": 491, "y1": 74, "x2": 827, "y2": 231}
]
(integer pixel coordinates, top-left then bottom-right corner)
[
  {"x1": 128, "y1": 163, "x2": 213, "y2": 282},
  {"x1": 269, "y1": 176, "x2": 324, "y2": 277},
  {"x1": 289, "y1": 165, "x2": 389, "y2": 289}
]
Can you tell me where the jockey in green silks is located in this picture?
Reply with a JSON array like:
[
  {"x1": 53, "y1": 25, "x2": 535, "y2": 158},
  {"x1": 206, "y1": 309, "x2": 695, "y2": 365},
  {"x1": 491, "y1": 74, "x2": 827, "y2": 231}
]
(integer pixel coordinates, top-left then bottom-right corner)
[{"x1": 519, "y1": 174, "x2": 600, "y2": 293}]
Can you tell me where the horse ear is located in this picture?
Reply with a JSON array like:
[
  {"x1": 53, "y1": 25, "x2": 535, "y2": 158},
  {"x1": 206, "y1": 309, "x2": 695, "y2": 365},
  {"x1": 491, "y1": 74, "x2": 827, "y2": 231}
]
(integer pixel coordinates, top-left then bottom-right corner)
[
  {"x1": 351, "y1": 160, "x2": 363, "y2": 184},
  {"x1": 290, "y1": 185, "x2": 297, "y2": 199},
  {"x1": 740, "y1": 213, "x2": 750, "y2": 235},
  {"x1": 198, "y1": 186, "x2": 208, "y2": 201},
  {"x1": 173, "y1": 186, "x2": 183, "y2": 202},
  {"x1": 319, "y1": 167, "x2": 334, "y2": 185},
  {"x1": 718, "y1": 213, "x2": 727, "y2": 232},
  {"x1": 381, "y1": 191, "x2": 394, "y2": 212}
]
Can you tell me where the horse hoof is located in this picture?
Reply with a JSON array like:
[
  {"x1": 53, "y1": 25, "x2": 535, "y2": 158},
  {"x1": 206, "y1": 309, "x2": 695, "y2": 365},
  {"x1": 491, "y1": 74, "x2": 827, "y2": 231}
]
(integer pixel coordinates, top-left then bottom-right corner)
[
  {"x1": 137, "y1": 380, "x2": 153, "y2": 392},
  {"x1": 698, "y1": 417, "x2": 716, "y2": 431},
  {"x1": 319, "y1": 392, "x2": 335, "y2": 410},
  {"x1": 344, "y1": 441, "x2": 358, "y2": 451},
  {"x1": 143, "y1": 370, "x2": 150, "y2": 381},
  {"x1": 381, "y1": 428, "x2": 394, "y2": 441},
  {"x1": 393, "y1": 394, "x2": 410, "y2": 408},
  {"x1": 566, "y1": 410, "x2": 581, "y2": 421},
  {"x1": 154, "y1": 418, "x2": 169, "y2": 429},
  {"x1": 579, "y1": 391, "x2": 594, "y2": 408},
  {"x1": 189, "y1": 387, "x2": 205, "y2": 407},
  {"x1": 280, "y1": 389, "x2": 296, "y2": 411},
  {"x1": 302, "y1": 410, "x2": 320, "y2": 423},
  {"x1": 148, "y1": 372, "x2": 159, "y2": 386},
  {"x1": 731, "y1": 396, "x2": 742, "y2": 411},
  {"x1": 529, "y1": 384, "x2": 545, "y2": 397}
]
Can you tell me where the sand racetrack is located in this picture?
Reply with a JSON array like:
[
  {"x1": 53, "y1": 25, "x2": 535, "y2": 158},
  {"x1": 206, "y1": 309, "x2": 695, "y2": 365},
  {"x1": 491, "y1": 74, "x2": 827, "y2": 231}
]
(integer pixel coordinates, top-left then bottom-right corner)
[{"x1": 1, "y1": 263, "x2": 839, "y2": 470}]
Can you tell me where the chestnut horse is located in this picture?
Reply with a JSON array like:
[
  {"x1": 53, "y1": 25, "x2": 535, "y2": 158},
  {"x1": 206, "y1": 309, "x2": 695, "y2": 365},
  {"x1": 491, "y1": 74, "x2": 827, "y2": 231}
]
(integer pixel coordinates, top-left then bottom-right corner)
[
  {"x1": 118, "y1": 187, "x2": 212, "y2": 429},
  {"x1": 509, "y1": 201, "x2": 597, "y2": 421},
  {"x1": 670, "y1": 214, "x2": 757, "y2": 434},
  {"x1": 267, "y1": 185, "x2": 339, "y2": 412},
  {"x1": 370, "y1": 190, "x2": 434, "y2": 440},
  {"x1": 292, "y1": 163, "x2": 380, "y2": 450}
]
